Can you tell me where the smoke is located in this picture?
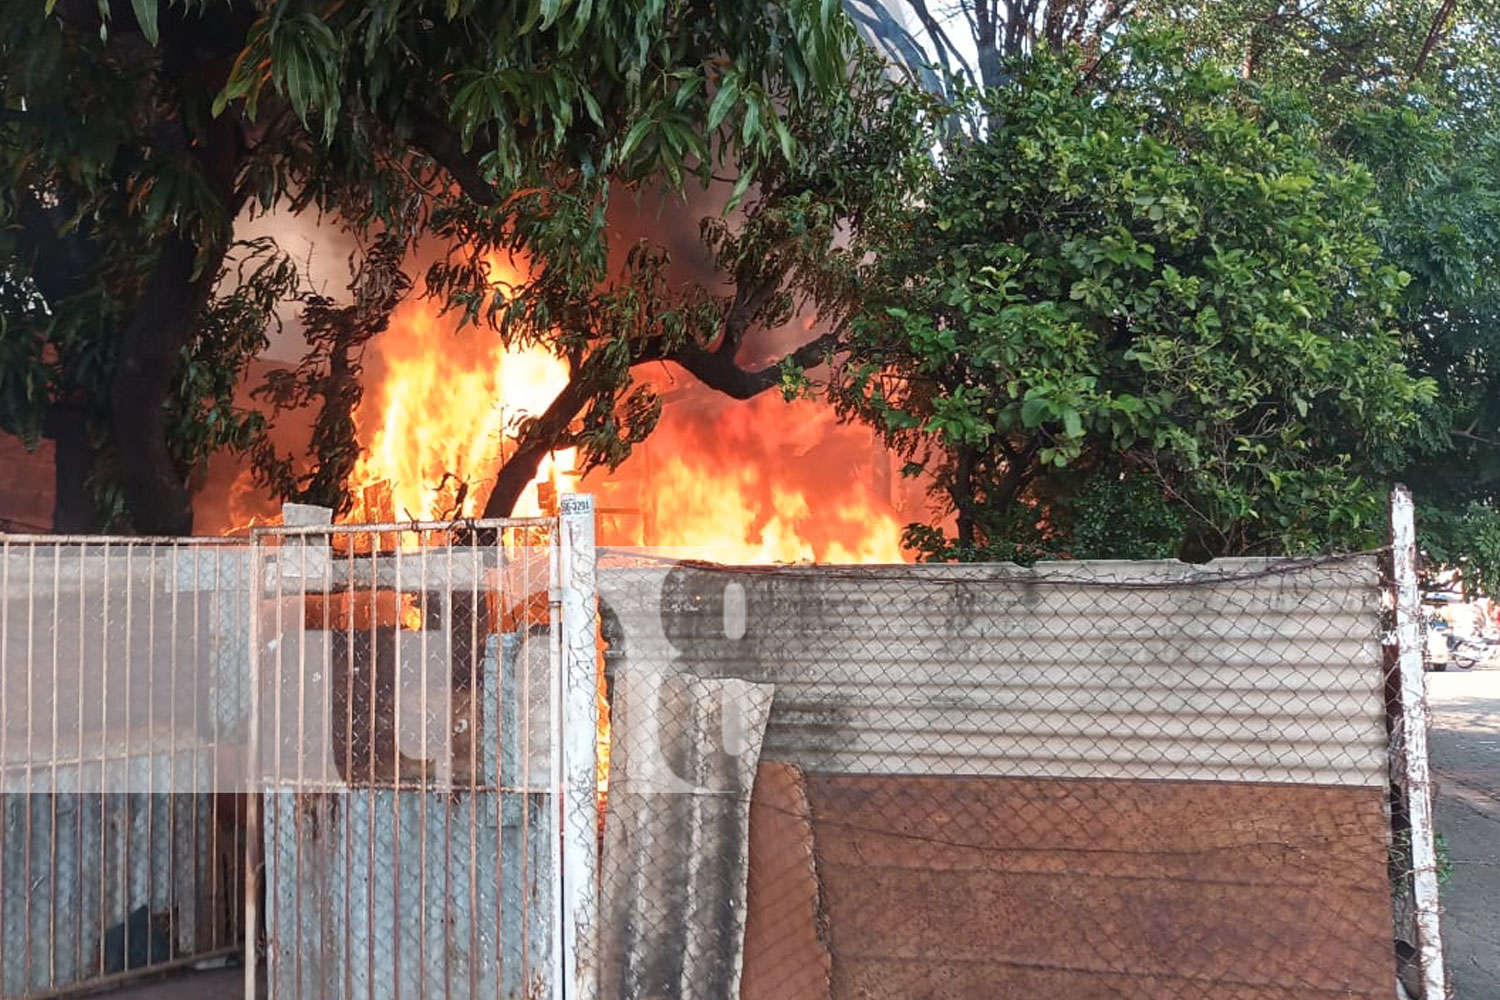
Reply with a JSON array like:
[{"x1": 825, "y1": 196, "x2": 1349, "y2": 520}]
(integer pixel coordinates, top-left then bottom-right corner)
[
  {"x1": 233, "y1": 210, "x2": 363, "y2": 361},
  {"x1": 194, "y1": 209, "x2": 359, "y2": 534}
]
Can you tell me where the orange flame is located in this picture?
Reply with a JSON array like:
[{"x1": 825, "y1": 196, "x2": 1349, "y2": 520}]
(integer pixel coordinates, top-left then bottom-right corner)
[
  {"x1": 584, "y1": 374, "x2": 912, "y2": 564},
  {"x1": 208, "y1": 255, "x2": 914, "y2": 563},
  {"x1": 346, "y1": 256, "x2": 577, "y2": 523}
]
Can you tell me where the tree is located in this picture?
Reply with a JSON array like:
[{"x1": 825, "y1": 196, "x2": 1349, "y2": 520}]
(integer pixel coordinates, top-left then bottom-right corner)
[
  {"x1": 1141, "y1": 0, "x2": 1500, "y2": 585},
  {"x1": 850, "y1": 1, "x2": 1500, "y2": 576},
  {"x1": 460, "y1": 45, "x2": 934, "y2": 518},
  {"x1": 832, "y1": 35, "x2": 1432, "y2": 561},
  {"x1": 0, "y1": 0, "x2": 861, "y2": 533},
  {"x1": 851, "y1": 0, "x2": 1133, "y2": 94}
]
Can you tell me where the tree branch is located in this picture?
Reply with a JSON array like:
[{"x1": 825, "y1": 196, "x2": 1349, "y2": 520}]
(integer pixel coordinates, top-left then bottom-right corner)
[
  {"x1": 407, "y1": 106, "x2": 500, "y2": 206},
  {"x1": 899, "y1": 0, "x2": 981, "y2": 91},
  {"x1": 1411, "y1": 0, "x2": 1458, "y2": 82},
  {"x1": 479, "y1": 375, "x2": 595, "y2": 518},
  {"x1": 668, "y1": 331, "x2": 839, "y2": 399},
  {"x1": 477, "y1": 323, "x2": 844, "y2": 517},
  {"x1": 716, "y1": 269, "x2": 788, "y2": 356}
]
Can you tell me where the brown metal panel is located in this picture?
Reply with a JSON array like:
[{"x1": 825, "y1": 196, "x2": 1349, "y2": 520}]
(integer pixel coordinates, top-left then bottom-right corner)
[
  {"x1": 794, "y1": 774, "x2": 1394, "y2": 1000},
  {"x1": 740, "y1": 763, "x2": 831, "y2": 1000}
]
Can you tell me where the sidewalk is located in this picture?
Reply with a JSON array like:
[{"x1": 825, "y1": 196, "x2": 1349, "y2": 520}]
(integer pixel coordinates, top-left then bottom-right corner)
[{"x1": 1427, "y1": 665, "x2": 1500, "y2": 998}]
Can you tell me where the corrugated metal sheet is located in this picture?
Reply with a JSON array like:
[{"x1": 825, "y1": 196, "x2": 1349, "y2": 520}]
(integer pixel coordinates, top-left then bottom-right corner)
[
  {"x1": 598, "y1": 556, "x2": 1386, "y2": 786},
  {"x1": 0, "y1": 792, "x2": 226, "y2": 997},
  {"x1": 263, "y1": 632, "x2": 556, "y2": 1000},
  {"x1": 599, "y1": 672, "x2": 773, "y2": 1000}
]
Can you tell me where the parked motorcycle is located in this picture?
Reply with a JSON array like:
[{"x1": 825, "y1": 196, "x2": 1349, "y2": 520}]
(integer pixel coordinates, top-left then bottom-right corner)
[{"x1": 1445, "y1": 631, "x2": 1495, "y2": 670}]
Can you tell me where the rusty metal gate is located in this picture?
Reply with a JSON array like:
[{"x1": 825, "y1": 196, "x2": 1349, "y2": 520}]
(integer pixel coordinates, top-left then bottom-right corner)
[
  {"x1": 246, "y1": 497, "x2": 601, "y2": 1000},
  {"x1": 0, "y1": 535, "x2": 250, "y2": 998}
]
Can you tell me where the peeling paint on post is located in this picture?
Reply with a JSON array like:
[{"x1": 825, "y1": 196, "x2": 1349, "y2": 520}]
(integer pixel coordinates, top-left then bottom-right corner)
[
  {"x1": 1391, "y1": 484, "x2": 1448, "y2": 1000},
  {"x1": 557, "y1": 494, "x2": 599, "y2": 1000}
]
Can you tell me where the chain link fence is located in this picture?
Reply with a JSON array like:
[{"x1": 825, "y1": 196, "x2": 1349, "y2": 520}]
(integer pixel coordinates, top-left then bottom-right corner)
[
  {"x1": 0, "y1": 493, "x2": 1450, "y2": 1000},
  {"x1": 595, "y1": 544, "x2": 1438, "y2": 1000}
]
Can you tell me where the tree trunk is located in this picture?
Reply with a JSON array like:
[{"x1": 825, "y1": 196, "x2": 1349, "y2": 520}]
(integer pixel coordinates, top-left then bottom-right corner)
[
  {"x1": 953, "y1": 445, "x2": 977, "y2": 550},
  {"x1": 110, "y1": 235, "x2": 225, "y2": 536},
  {"x1": 481, "y1": 378, "x2": 593, "y2": 518},
  {"x1": 44, "y1": 404, "x2": 102, "y2": 533}
]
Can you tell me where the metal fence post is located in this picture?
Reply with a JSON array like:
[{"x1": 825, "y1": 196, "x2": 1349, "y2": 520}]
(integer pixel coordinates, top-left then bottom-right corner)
[
  {"x1": 1390, "y1": 484, "x2": 1449, "y2": 1000},
  {"x1": 557, "y1": 494, "x2": 599, "y2": 1000}
]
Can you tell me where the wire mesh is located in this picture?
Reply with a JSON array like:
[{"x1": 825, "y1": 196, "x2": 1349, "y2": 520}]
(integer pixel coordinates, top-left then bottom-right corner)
[
  {"x1": 0, "y1": 510, "x2": 1445, "y2": 1000},
  {"x1": 0, "y1": 535, "x2": 249, "y2": 998},
  {"x1": 248, "y1": 516, "x2": 591, "y2": 1000},
  {"x1": 594, "y1": 550, "x2": 1425, "y2": 1000}
]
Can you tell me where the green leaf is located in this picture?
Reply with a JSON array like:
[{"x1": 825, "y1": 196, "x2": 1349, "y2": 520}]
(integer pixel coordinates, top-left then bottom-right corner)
[
  {"x1": 771, "y1": 115, "x2": 795, "y2": 162},
  {"x1": 725, "y1": 170, "x2": 754, "y2": 213},
  {"x1": 130, "y1": 0, "x2": 159, "y2": 46},
  {"x1": 619, "y1": 117, "x2": 653, "y2": 162},
  {"x1": 740, "y1": 95, "x2": 761, "y2": 147},
  {"x1": 1020, "y1": 396, "x2": 1051, "y2": 428},
  {"x1": 707, "y1": 72, "x2": 741, "y2": 132}
]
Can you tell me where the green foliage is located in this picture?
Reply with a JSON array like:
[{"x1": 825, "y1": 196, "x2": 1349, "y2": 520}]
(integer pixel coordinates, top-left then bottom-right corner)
[
  {"x1": 0, "y1": 0, "x2": 864, "y2": 531},
  {"x1": 249, "y1": 237, "x2": 410, "y2": 515},
  {"x1": 1131, "y1": 0, "x2": 1500, "y2": 584},
  {"x1": 1390, "y1": 827, "x2": 1454, "y2": 896},
  {"x1": 1064, "y1": 473, "x2": 1187, "y2": 561},
  {"x1": 838, "y1": 33, "x2": 1431, "y2": 560},
  {"x1": 1415, "y1": 502, "x2": 1500, "y2": 600}
]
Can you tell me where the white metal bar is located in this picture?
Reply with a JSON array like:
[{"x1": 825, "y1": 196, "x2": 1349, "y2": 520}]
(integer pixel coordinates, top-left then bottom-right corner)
[
  {"x1": 251, "y1": 517, "x2": 553, "y2": 537},
  {"x1": 245, "y1": 533, "x2": 266, "y2": 1000},
  {"x1": 544, "y1": 528, "x2": 559, "y2": 997},
  {"x1": 1390, "y1": 484, "x2": 1449, "y2": 1000},
  {"x1": 1, "y1": 539, "x2": 10, "y2": 987},
  {"x1": 558, "y1": 494, "x2": 599, "y2": 1000}
]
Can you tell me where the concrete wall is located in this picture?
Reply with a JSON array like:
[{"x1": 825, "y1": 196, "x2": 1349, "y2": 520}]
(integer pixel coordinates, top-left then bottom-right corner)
[{"x1": 598, "y1": 556, "x2": 1396, "y2": 999}]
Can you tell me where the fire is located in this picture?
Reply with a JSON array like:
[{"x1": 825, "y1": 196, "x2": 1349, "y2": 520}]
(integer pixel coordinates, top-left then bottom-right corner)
[
  {"x1": 346, "y1": 256, "x2": 577, "y2": 523},
  {"x1": 208, "y1": 254, "x2": 915, "y2": 563},
  {"x1": 344, "y1": 297, "x2": 912, "y2": 560},
  {"x1": 584, "y1": 375, "x2": 913, "y2": 564}
]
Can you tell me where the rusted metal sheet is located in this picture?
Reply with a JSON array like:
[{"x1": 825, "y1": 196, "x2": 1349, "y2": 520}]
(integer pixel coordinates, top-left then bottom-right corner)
[
  {"x1": 599, "y1": 672, "x2": 774, "y2": 1000},
  {"x1": 802, "y1": 774, "x2": 1395, "y2": 1000},
  {"x1": 261, "y1": 631, "x2": 557, "y2": 1000},
  {"x1": 599, "y1": 557, "x2": 1386, "y2": 786},
  {"x1": 740, "y1": 762, "x2": 831, "y2": 1000}
]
